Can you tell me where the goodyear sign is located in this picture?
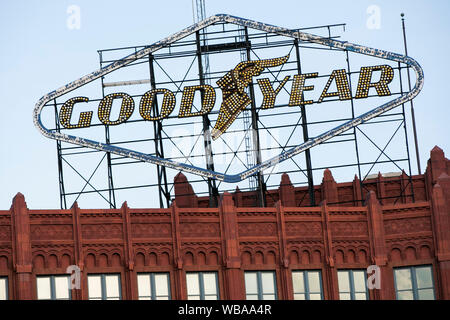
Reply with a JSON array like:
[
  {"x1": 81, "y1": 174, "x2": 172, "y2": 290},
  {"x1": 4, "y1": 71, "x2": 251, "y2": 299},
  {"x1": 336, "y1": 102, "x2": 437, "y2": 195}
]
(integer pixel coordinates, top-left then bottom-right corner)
[{"x1": 33, "y1": 14, "x2": 423, "y2": 183}]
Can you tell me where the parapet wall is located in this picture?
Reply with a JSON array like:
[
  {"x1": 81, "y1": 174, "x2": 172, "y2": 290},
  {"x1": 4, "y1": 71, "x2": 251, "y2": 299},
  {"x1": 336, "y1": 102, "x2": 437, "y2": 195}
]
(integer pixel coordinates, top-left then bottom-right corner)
[{"x1": 0, "y1": 146, "x2": 449, "y2": 299}]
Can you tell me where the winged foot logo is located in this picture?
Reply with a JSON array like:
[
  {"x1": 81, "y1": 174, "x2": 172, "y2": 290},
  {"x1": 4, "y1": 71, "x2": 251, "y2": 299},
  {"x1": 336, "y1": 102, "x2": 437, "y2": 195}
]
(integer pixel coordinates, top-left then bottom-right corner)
[{"x1": 212, "y1": 55, "x2": 289, "y2": 139}]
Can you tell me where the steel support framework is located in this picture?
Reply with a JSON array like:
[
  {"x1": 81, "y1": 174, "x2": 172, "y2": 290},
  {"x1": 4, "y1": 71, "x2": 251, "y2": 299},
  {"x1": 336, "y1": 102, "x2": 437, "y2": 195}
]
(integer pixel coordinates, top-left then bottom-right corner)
[
  {"x1": 244, "y1": 26, "x2": 266, "y2": 207},
  {"x1": 195, "y1": 31, "x2": 219, "y2": 207},
  {"x1": 293, "y1": 38, "x2": 315, "y2": 206},
  {"x1": 44, "y1": 16, "x2": 419, "y2": 209},
  {"x1": 149, "y1": 54, "x2": 171, "y2": 208}
]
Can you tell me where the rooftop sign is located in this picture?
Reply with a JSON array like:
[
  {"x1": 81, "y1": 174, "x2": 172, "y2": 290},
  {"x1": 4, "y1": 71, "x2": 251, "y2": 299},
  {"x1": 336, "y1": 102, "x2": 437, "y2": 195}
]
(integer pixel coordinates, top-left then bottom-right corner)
[{"x1": 33, "y1": 14, "x2": 423, "y2": 183}]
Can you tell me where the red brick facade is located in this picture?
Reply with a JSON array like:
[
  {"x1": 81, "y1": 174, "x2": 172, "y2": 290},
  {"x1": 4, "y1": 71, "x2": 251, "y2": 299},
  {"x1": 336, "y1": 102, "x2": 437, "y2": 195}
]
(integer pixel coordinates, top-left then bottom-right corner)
[{"x1": 0, "y1": 146, "x2": 449, "y2": 300}]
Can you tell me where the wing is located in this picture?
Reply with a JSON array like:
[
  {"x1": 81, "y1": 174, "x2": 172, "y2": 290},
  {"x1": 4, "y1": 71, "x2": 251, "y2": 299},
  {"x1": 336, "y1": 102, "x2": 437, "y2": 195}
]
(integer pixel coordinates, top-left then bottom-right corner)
[
  {"x1": 212, "y1": 54, "x2": 290, "y2": 140},
  {"x1": 216, "y1": 54, "x2": 290, "y2": 96},
  {"x1": 232, "y1": 54, "x2": 290, "y2": 94}
]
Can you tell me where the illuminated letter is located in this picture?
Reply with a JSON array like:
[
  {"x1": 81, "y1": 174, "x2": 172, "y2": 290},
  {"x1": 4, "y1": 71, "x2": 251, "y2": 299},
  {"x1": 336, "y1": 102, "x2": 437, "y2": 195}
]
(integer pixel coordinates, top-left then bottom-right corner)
[
  {"x1": 257, "y1": 76, "x2": 290, "y2": 109},
  {"x1": 139, "y1": 88, "x2": 176, "y2": 121},
  {"x1": 178, "y1": 85, "x2": 216, "y2": 118},
  {"x1": 288, "y1": 73, "x2": 319, "y2": 106},
  {"x1": 60, "y1": 96, "x2": 92, "y2": 129},
  {"x1": 355, "y1": 65, "x2": 394, "y2": 99},
  {"x1": 98, "y1": 92, "x2": 135, "y2": 125},
  {"x1": 318, "y1": 69, "x2": 352, "y2": 103}
]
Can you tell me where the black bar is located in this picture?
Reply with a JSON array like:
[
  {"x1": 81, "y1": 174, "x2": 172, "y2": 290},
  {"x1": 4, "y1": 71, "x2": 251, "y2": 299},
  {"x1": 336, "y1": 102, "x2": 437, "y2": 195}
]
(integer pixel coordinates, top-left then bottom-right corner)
[{"x1": 200, "y1": 40, "x2": 249, "y2": 53}]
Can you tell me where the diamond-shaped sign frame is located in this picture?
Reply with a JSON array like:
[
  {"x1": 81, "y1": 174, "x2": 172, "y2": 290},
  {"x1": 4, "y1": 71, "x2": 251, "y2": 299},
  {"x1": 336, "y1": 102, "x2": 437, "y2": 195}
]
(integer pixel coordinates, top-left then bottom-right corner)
[{"x1": 33, "y1": 14, "x2": 424, "y2": 183}]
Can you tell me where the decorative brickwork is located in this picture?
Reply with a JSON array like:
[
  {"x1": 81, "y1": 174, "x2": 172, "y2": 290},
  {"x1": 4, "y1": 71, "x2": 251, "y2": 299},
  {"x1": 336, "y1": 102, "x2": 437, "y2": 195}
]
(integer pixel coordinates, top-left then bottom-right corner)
[{"x1": 0, "y1": 146, "x2": 449, "y2": 299}]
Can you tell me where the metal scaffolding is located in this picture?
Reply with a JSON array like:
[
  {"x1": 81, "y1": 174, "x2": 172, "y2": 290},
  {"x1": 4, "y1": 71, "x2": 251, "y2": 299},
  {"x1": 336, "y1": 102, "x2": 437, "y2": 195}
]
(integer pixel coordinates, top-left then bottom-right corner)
[{"x1": 47, "y1": 18, "x2": 418, "y2": 209}]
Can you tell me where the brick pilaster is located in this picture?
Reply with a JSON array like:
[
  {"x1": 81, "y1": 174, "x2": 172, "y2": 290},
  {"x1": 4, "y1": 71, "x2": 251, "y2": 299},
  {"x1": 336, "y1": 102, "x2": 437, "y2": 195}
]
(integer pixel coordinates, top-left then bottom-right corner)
[
  {"x1": 219, "y1": 192, "x2": 244, "y2": 299},
  {"x1": 10, "y1": 193, "x2": 33, "y2": 300}
]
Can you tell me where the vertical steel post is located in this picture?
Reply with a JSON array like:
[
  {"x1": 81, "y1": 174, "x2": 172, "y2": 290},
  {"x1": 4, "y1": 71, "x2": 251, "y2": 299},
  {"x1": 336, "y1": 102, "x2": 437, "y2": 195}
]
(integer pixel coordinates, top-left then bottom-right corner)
[
  {"x1": 401, "y1": 13, "x2": 421, "y2": 175},
  {"x1": 244, "y1": 27, "x2": 266, "y2": 207},
  {"x1": 148, "y1": 54, "x2": 171, "y2": 208},
  {"x1": 104, "y1": 127, "x2": 116, "y2": 209},
  {"x1": 53, "y1": 99, "x2": 67, "y2": 210},
  {"x1": 345, "y1": 49, "x2": 364, "y2": 205},
  {"x1": 398, "y1": 61, "x2": 415, "y2": 202},
  {"x1": 294, "y1": 38, "x2": 315, "y2": 206},
  {"x1": 196, "y1": 31, "x2": 219, "y2": 207},
  {"x1": 239, "y1": 28, "x2": 258, "y2": 192},
  {"x1": 99, "y1": 51, "x2": 116, "y2": 209}
]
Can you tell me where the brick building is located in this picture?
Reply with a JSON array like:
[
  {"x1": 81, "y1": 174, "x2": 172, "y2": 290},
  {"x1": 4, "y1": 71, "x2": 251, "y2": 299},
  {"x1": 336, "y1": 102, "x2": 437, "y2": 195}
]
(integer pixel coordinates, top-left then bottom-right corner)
[{"x1": 0, "y1": 146, "x2": 449, "y2": 300}]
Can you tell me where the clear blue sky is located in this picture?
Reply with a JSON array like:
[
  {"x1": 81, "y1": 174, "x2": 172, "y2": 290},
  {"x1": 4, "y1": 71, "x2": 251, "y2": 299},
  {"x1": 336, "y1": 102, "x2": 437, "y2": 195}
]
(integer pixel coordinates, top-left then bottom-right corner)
[{"x1": 1, "y1": 0, "x2": 449, "y2": 209}]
